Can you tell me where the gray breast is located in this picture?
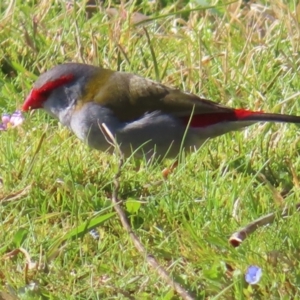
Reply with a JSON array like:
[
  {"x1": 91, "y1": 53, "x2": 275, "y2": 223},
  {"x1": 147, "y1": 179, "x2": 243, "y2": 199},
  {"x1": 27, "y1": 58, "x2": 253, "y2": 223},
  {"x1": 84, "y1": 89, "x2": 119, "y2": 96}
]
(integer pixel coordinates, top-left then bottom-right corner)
[{"x1": 70, "y1": 103, "x2": 121, "y2": 151}]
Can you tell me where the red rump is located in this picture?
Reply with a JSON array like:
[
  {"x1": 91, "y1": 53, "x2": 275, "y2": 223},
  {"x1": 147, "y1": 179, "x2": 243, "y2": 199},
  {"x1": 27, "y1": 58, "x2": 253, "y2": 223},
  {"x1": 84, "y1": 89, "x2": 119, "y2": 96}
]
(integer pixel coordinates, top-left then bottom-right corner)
[{"x1": 182, "y1": 109, "x2": 264, "y2": 128}]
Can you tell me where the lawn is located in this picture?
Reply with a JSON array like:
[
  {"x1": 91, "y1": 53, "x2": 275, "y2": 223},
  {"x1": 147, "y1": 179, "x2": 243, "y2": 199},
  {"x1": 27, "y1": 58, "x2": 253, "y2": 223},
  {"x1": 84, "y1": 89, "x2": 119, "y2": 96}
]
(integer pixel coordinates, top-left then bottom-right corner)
[{"x1": 1, "y1": 0, "x2": 300, "y2": 299}]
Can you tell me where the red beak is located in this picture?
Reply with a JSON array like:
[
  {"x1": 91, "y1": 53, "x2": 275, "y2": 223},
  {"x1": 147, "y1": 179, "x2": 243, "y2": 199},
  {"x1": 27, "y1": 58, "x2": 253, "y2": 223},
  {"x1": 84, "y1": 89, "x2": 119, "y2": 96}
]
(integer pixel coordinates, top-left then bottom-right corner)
[
  {"x1": 22, "y1": 90, "x2": 43, "y2": 111},
  {"x1": 22, "y1": 90, "x2": 33, "y2": 111}
]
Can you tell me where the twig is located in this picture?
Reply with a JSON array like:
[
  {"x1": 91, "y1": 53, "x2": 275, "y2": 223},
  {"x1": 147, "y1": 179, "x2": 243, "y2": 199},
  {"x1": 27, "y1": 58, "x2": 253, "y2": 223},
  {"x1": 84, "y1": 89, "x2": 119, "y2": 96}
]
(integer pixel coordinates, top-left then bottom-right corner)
[
  {"x1": 229, "y1": 212, "x2": 276, "y2": 247},
  {"x1": 229, "y1": 203, "x2": 300, "y2": 247},
  {"x1": 101, "y1": 123, "x2": 195, "y2": 300},
  {"x1": 0, "y1": 185, "x2": 31, "y2": 203}
]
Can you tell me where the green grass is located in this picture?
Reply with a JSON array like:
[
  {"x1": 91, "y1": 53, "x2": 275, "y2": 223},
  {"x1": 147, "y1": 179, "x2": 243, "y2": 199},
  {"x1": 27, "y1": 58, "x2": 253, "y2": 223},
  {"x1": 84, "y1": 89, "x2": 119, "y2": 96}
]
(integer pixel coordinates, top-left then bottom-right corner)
[{"x1": 1, "y1": 0, "x2": 300, "y2": 298}]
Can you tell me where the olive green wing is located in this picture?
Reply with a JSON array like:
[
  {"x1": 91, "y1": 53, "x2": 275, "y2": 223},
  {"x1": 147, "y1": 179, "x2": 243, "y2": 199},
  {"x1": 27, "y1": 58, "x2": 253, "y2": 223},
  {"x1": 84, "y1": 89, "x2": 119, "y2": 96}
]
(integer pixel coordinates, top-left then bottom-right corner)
[{"x1": 87, "y1": 70, "x2": 233, "y2": 121}]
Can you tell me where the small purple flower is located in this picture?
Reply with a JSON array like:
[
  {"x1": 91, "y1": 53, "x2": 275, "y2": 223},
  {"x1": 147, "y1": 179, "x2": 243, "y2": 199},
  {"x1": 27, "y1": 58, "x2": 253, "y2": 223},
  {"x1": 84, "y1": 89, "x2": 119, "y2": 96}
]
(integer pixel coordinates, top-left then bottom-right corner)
[
  {"x1": 0, "y1": 111, "x2": 25, "y2": 131},
  {"x1": 9, "y1": 110, "x2": 24, "y2": 127},
  {"x1": 2, "y1": 113, "x2": 10, "y2": 125},
  {"x1": 245, "y1": 265, "x2": 262, "y2": 285},
  {"x1": 0, "y1": 123, "x2": 7, "y2": 131}
]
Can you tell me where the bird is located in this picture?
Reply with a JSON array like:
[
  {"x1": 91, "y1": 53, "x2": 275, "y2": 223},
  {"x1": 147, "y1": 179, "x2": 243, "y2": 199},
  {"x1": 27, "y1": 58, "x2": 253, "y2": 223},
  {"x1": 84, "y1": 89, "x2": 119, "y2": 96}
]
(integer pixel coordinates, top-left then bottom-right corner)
[{"x1": 22, "y1": 62, "x2": 300, "y2": 159}]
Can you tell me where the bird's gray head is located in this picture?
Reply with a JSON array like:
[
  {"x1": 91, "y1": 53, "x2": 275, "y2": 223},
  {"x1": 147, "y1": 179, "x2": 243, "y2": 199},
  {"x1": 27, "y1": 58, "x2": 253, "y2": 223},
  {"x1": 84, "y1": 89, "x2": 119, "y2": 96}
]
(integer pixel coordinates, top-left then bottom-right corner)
[{"x1": 22, "y1": 63, "x2": 99, "y2": 113}]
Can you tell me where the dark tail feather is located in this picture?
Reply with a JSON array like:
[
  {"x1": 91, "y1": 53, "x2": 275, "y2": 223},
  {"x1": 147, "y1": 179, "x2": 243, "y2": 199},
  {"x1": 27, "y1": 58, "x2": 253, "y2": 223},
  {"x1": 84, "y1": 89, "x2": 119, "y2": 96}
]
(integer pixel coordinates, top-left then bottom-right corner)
[{"x1": 241, "y1": 112, "x2": 300, "y2": 124}]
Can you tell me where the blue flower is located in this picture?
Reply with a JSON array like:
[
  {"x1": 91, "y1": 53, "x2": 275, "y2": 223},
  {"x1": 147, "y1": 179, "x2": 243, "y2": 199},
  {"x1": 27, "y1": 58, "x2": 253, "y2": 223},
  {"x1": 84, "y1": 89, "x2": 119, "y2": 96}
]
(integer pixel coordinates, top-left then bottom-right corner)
[
  {"x1": 245, "y1": 265, "x2": 262, "y2": 285},
  {"x1": 89, "y1": 229, "x2": 100, "y2": 240}
]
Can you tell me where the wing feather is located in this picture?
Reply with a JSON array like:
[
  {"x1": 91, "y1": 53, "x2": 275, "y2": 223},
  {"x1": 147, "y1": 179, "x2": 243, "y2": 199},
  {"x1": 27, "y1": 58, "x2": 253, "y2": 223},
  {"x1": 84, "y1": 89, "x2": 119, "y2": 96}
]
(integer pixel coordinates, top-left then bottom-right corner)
[{"x1": 86, "y1": 70, "x2": 233, "y2": 121}]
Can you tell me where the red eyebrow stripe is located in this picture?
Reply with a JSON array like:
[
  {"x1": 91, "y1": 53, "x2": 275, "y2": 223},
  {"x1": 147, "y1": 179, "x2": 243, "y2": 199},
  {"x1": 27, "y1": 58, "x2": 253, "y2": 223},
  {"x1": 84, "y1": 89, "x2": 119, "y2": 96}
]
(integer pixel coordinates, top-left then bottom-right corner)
[
  {"x1": 38, "y1": 74, "x2": 74, "y2": 93},
  {"x1": 181, "y1": 109, "x2": 264, "y2": 128},
  {"x1": 22, "y1": 74, "x2": 75, "y2": 111}
]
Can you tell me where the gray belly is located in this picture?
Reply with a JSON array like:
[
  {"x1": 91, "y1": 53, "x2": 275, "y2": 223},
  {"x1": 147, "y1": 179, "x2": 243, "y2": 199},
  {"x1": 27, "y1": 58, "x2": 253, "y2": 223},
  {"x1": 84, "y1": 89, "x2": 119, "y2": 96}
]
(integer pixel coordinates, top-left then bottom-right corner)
[{"x1": 69, "y1": 103, "x2": 202, "y2": 158}]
